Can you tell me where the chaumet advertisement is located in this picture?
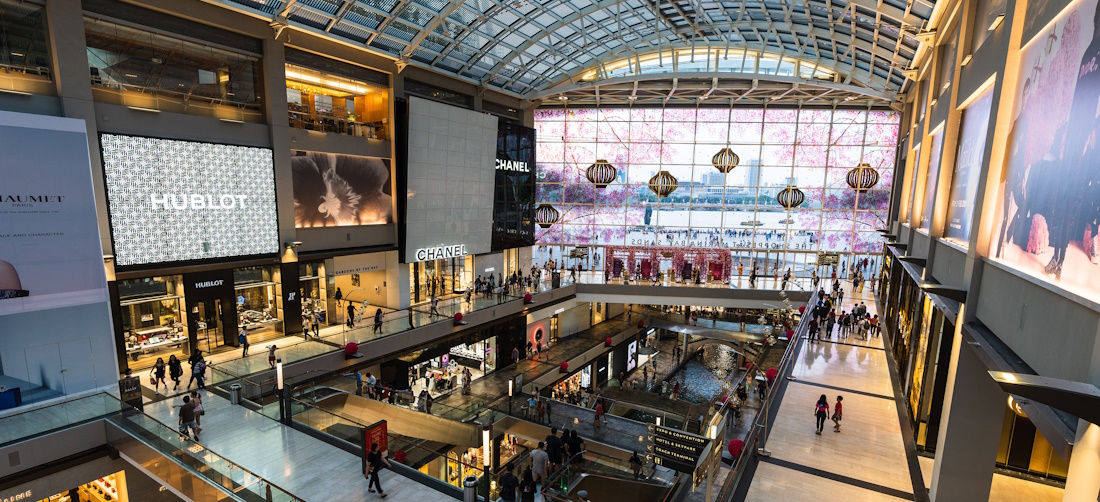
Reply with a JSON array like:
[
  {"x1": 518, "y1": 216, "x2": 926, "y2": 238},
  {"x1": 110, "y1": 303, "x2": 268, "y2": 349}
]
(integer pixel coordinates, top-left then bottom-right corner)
[{"x1": 0, "y1": 112, "x2": 108, "y2": 315}]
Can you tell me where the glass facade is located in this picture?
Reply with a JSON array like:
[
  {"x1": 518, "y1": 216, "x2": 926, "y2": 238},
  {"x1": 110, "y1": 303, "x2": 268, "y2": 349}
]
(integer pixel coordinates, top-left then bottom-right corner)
[
  {"x1": 0, "y1": 0, "x2": 52, "y2": 95},
  {"x1": 118, "y1": 275, "x2": 188, "y2": 370},
  {"x1": 285, "y1": 63, "x2": 390, "y2": 139},
  {"x1": 534, "y1": 107, "x2": 898, "y2": 280}
]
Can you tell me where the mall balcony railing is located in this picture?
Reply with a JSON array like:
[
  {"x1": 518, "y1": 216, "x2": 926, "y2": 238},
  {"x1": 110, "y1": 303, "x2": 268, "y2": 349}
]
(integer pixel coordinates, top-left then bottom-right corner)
[
  {"x1": 89, "y1": 74, "x2": 264, "y2": 123},
  {"x1": 287, "y1": 103, "x2": 388, "y2": 140},
  {"x1": 716, "y1": 290, "x2": 818, "y2": 502},
  {"x1": 0, "y1": 392, "x2": 127, "y2": 447}
]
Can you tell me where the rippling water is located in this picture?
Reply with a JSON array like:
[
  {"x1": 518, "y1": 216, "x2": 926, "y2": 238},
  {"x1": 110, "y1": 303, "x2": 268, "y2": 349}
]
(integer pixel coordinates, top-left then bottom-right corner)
[{"x1": 669, "y1": 344, "x2": 737, "y2": 403}]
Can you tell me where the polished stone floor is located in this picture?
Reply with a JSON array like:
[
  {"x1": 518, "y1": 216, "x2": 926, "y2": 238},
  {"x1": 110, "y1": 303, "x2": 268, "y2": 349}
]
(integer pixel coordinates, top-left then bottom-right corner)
[
  {"x1": 145, "y1": 390, "x2": 450, "y2": 501},
  {"x1": 744, "y1": 284, "x2": 1066, "y2": 502}
]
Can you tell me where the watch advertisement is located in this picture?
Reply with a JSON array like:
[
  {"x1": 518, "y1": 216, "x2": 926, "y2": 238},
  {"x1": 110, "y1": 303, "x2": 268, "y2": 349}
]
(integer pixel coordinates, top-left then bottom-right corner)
[
  {"x1": 0, "y1": 112, "x2": 108, "y2": 315},
  {"x1": 101, "y1": 134, "x2": 279, "y2": 267}
]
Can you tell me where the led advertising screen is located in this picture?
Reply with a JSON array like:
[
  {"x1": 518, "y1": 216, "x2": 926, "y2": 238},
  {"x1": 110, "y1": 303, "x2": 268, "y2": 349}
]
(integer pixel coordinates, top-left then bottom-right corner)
[
  {"x1": 101, "y1": 134, "x2": 279, "y2": 267},
  {"x1": 291, "y1": 151, "x2": 392, "y2": 228},
  {"x1": 944, "y1": 90, "x2": 993, "y2": 245},
  {"x1": 492, "y1": 122, "x2": 537, "y2": 251}
]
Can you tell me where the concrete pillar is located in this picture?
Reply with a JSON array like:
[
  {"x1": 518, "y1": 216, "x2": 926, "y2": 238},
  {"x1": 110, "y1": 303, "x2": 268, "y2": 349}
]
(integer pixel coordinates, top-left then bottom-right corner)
[
  {"x1": 260, "y1": 38, "x2": 296, "y2": 248},
  {"x1": 1063, "y1": 420, "x2": 1100, "y2": 501},
  {"x1": 929, "y1": 317, "x2": 1005, "y2": 501}
]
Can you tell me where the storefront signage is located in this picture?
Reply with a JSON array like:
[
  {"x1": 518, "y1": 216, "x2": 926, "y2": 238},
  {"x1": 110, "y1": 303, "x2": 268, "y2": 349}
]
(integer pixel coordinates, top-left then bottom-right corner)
[
  {"x1": 331, "y1": 253, "x2": 387, "y2": 276},
  {"x1": 414, "y1": 244, "x2": 467, "y2": 262},
  {"x1": 150, "y1": 194, "x2": 249, "y2": 210},
  {"x1": 195, "y1": 280, "x2": 224, "y2": 289},
  {"x1": 361, "y1": 419, "x2": 389, "y2": 477},
  {"x1": 495, "y1": 158, "x2": 530, "y2": 172}
]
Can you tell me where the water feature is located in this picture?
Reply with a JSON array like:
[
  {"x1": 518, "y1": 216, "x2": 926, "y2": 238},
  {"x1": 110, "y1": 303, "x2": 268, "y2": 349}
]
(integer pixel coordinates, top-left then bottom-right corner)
[{"x1": 667, "y1": 344, "x2": 739, "y2": 404}]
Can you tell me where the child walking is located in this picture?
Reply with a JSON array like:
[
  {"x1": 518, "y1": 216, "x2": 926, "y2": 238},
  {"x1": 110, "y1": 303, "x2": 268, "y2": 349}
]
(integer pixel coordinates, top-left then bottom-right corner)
[{"x1": 832, "y1": 396, "x2": 844, "y2": 432}]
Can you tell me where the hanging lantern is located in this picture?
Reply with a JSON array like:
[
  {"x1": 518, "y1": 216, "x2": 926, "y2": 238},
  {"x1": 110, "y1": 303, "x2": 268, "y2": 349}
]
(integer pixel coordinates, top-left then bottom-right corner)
[
  {"x1": 712, "y1": 147, "x2": 740, "y2": 173},
  {"x1": 534, "y1": 204, "x2": 560, "y2": 228},
  {"x1": 846, "y1": 163, "x2": 880, "y2": 192},
  {"x1": 648, "y1": 170, "x2": 678, "y2": 198},
  {"x1": 586, "y1": 159, "x2": 618, "y2": 188},
  {"x1": 776, "y1": 185, "x2": 805, "y2": 210}
]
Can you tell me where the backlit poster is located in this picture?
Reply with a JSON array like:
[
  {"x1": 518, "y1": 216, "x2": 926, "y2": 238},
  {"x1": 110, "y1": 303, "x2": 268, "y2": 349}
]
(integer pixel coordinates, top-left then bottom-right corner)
[
  {"x1": 291, "y1": 151, "x2": 393, "y2": 228},
  {"x1": 944, "y1": 90, "x2": 994, "y2": 244},
  {"x1": 491, "y1": 123, "x2": 537, "y2": 251},
  {"x1": 919, "y1": 129, "x2": 944, "y2": 229},
  {"x1": 993, "y1": 0, "x2": 1100, "y2": 301}
]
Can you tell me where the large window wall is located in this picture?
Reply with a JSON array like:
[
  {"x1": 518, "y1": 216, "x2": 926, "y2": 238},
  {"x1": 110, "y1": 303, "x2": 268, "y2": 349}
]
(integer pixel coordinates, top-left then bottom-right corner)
[{"x1": 534, "y1": 107, "x2": 899, "y2": 280}]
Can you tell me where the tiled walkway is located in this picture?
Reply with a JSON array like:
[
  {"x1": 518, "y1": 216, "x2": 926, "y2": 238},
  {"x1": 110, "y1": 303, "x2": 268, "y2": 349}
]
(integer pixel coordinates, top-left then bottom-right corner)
[
  {"x1": 743, "y1": 284, "x2": 1065, "y2": 502},
  {"x1": 145, "y1": 391, "x2": 450, "y2": 501}
]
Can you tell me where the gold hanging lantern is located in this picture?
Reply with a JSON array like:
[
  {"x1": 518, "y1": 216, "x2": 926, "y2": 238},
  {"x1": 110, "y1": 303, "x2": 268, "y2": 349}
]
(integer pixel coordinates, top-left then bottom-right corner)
[
  {"x1": 648, "y1": 170, "x2": 678, "y2": 198},
  {"x1": 586, "y1": 159, "x2": 618, "y2": 188},
  {"x1": 846, "y1": 163, "x2": 880, "y2": 192},
  {"x1": 712, "y1": 147, "x2": 740, "y2": 173},
  {"x1": 534, "y1": 204, "x2": 560, "y2": 228},
  {"x1": 776, "y1": 185, "x2": 805, "y2": 210}
]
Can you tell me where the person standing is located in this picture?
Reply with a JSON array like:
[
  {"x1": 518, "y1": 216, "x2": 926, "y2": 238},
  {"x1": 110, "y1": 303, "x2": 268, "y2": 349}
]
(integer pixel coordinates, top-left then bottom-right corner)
[
  {"x1": 832, "y1": 395, "x2": 844, "y2": 432},
  {"x1": 189, "y1": 390, "x2": 204, "y2": 432},
  {"x1": 267, "y1": 344, "x2": 277, "y2": 368},
  {"x1": 186, "y1": 350, "x2": 204, "y2": 390},
  {"x1": 595, "y1": 400, "x2": 606, "y2": 426},
  {"x1": 238, "y1": 329, "x2": 249, "y2": 357},
  {"x1": 814, "y1": 394, "x2": 830, "y2": 435},
  {"x1": 807, "y1": 317, "x2": 819, "y2": 344},
  {"x1": 825, "y1": 310, "x2": 836, "y2": 340},
  {"x1": 512, "y1": 345, "x2": 520, "y2": 366},
  {"x1": 630, "y1": 451, "x2": 644, "y2": 480},
  {"x1": 498, "y1": 464, "x2": 520, "y2": 502},
  {"x1": 312, "y1": 313, "x2": 321, "y2": 339},
  {"x1": 408, "y1": 308, "x2": 414, "y2": 329},
  {"x1": 168, "y1": 354, "x2": 183, "y2": 391},
  {"x1": 178, "y1": 395, "x2": 199, "y2": 440},
  {"x1": 150, "y1": 357, "x2": 167, "y2": 395},
  {"x1": 530, "y1": 442, "x2": 550, "y2": 487},
  {"x1": 366, "y1": 442, "x2": 391, "y2": 498},
  {"x1": 545, "y1": 428, "x2": 564, "y2": 472},
  {"x1": 519, "y1": 467, "x2": 537, "y2": 502}
]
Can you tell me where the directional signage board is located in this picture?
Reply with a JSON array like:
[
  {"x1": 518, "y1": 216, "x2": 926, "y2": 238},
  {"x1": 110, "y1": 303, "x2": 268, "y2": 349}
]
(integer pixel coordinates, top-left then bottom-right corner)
[{"x1": 645, "y1": 424, "x2": 711, "y2": 474}]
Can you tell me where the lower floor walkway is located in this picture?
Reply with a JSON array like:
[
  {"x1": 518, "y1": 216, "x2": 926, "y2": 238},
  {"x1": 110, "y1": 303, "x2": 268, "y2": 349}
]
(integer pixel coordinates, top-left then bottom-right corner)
[
  {"x1": 144, "y1": 390, "x2": 450, "y2": 501},
  {"x1": 741, "y1": 287, "x2": 1065, "y2": 502}
]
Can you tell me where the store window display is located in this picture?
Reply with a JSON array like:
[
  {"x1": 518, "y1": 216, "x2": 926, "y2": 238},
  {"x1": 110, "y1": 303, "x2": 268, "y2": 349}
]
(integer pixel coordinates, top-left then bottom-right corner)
[
  {"x1": 233, "y1": 266, "x2": 283, "y2": 343},
  {"x1": 299, "y1": 261, "x2": 327, "y2": 332},
  {"x1": 410, "y1": 255, "x2": 472, "y2": 304},
  {"x1": 118, "y1": 276, "x2": 188, "y2": 371},
  {"x1": 37, "y1": 470, "x2": 130, "y2": 502}
]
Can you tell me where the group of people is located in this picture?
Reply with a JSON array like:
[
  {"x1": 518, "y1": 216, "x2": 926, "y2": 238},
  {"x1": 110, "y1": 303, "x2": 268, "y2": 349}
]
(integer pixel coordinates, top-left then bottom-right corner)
[
  {"x1": 498, "y1": 428, "x2": 591, "y2": 502},
  {"x1": 806, "y1": 285, "x2": 879, "y2": 342},
  {"x1": 149, "y1": 349, "x2": 208, "y2": 395}
]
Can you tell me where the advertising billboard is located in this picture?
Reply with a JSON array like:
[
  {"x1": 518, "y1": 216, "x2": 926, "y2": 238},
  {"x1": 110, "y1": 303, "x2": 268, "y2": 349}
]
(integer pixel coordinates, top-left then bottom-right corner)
[
  {"x1": 291, "y1": 151, "x2": 392, "y2": 228},
  {"x1": 944, "y1": 90, "x2": 993, "y2": 244},
  {"x1": 492, "y1": 122, "x2": 536, "y2": 250},
  {"x1": 1, "y1": 111, "x2": 117, "y2": 407},
  {"x1": 992, "y1": 0, "x2": 1100, "y2": 300},
  {"x1": 100, "y1": 134, "x2": 279, "y2": 267}
]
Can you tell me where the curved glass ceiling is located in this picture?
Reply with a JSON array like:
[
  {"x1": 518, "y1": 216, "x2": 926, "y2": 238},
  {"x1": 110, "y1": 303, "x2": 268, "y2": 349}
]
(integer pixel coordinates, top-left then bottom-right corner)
[{"x1": 216, "y1": 0, "x2": 933, "y2": 96}]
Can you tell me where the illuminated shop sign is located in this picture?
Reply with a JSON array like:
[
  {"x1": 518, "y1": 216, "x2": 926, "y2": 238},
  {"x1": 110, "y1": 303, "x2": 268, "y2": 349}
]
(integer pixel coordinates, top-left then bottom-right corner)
[
  {"x1": 414, "y1": 244, "x2": 468, "y2": 262},
  {"x1": 150, "y1": 194, "x2": 249, "y2": 210},
  {"x1": 495, "y1": 158, "x2": 530, "y2": 172}
]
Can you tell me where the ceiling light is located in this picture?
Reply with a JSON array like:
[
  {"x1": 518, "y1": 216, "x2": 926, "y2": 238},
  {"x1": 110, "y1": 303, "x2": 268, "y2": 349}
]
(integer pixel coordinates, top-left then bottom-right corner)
[
  {"x1": 220, "y1": 118, "x2": 244, "y2": 124},
  {"x1": 961, "y1": 54, "x2": 972, "y2": 66},
  {"x1": 127, "y1": 106, "x2": 161, "y2": 113},
  {"x1": 0, "y1": 88, "x2": 31, "y2": 96},
  {"x1": 10, "y1": 51, "x2": 25, "y2": 57},
  {"x1": 988, "y1": 14, "x2": 1005, "y2": 31},
  {"x1": 125, "y1": 73, "x2": 137, "y2": 78}
]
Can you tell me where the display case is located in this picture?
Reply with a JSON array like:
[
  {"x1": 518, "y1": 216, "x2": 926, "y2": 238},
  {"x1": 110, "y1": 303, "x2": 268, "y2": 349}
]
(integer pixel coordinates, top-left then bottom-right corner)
[
  {"x1": 118, "y1": 276, "x2": 188, "y2": 370},
  {"x1": 234, "y1": 266, "x2": 284, "y2": 340}
]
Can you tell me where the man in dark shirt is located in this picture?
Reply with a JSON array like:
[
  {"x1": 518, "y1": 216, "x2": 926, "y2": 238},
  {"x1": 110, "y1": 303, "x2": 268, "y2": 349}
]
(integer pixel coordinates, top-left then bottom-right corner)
[
  {"x1": 178, "y1": 396, "x2": 198, "y2": 440},
  {"x1": 808, "y1": 318, "x2": 819, "y2": 344},
  {"x1": 545, "y1": 427, "x2": 564, "y2": 471},
  {"x1": 498, "y1": 464, "x2": 519, "y2": 502}
]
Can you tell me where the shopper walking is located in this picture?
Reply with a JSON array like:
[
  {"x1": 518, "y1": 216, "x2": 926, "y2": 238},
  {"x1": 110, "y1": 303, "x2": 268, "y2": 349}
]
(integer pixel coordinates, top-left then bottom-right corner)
[
  {"x1": 373, "y1": 308, "x2": 383, "y2": 334},
  {"x1": 150, "y1": 357, "x2": 167, "y2": 395},
  {"x1": 192, "y1": 357, "x2": 207, "y2": 389},
  {"x1": 366, "y1": 442, "x2": 391, "y2": 498},
  {"x1": 429, "y1": 295, "x2": 440, "y2": 317},
  {"x1": 814, "y1": 394, "x2": 830, "y2": 435},
  {"x1": 267, "y1": 344, "x2": 277, "y2": 368},
  {"x1": 630, "y1": 451, "x2": 644, "y2": 480},
  {"x1": 189, "y1": 390, "x2": 204, "y2": 432},
  {"x1": 347, "y1": 303, "x2": 356, "y2": 328},
  {"x1": 186, "y1": 350, "x2": 204, "y2": 390},
  {"x1": 312, "y1": 313, "x2": 321, "y2": 339},
  {"x1": 519, "y1": 468, "x2": 537, "y2": 502},
  {"x1": 168, "y1": 354, "x2": 183, "y2": 391},
  {"x1": 178, "y1": 395, "x2": 199, "y2": 441},
  {"x1": 870, "y1": 315, "x2": 880, "y2": 337},
  {"x1": 807, "y1": 317, "x2": 819, "y2": 343},
  {"x1": 546, "y1": 428, "x2": 564, "y2": 472},
  {"x1": 498, "y1": 464, "x2": 520, "y2": 502},
  {"x1": 832, "y1": 395, "x2": 844, "y2": 432},
  {"x1": 238, "y1": 328, "x2": 249, "y2": 357},
  {"x1": 530, "y1": 442, "x2": 550, "y2": 487}
]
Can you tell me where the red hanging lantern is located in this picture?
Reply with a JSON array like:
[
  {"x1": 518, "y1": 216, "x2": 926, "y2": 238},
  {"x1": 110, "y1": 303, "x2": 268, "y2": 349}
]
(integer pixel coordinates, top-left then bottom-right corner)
[
  {"x1": 728, "y1": 439, "x2": 744, "y2": 457},
  {"x1": 766, "y1": 368, "x2": 778, "y2": 382},
  {"x1": 524, "y1": 293, "x2": 533, "y2": 304}
]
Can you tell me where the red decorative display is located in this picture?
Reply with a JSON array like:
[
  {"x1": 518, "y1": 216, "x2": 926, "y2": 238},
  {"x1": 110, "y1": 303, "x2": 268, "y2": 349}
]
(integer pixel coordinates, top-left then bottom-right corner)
[
  {"x1": 604, "y1": 337, "x2": 613, "y2": 347},
  {"x1": 637, "y1": 320, "x2": 645, "y2": 328},
  {"x1": 728, "y1": 439, "x2": 744, "y2": 457},
  {"x1": 786, "y1": 329, "x2": 795, "y2": 338},
  {"x1": 454, "y1": 312, "x2": 463, "y2": 322},
  {"x1": 524, "y1": 293, "x2": 533, "y2": 304},
  {"x1": 560, "y1": 361, "x2": 569, "y2": 372},
  {"x1": 798, "y1": 306, "x2": 806, "y2": 314},
  {"x1": 345, "y1": 342, "x2": 358, "y2": 355},
  {"x1": 393, "y1": 449, "x2": 407, "y2": 464},
  {"x1": 765, "y1": 368, "x2": 778, "y2": 382}
]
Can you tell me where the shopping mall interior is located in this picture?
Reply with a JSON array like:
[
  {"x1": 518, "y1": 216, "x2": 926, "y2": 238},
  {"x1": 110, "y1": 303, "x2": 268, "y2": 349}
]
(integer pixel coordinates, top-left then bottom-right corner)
[{"x1": 1, "y1": 0, "x2": 1099, "y2": 500}]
